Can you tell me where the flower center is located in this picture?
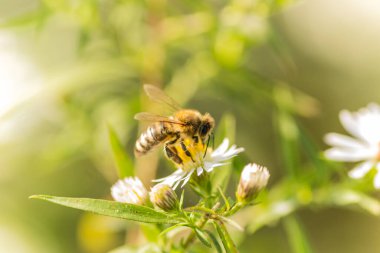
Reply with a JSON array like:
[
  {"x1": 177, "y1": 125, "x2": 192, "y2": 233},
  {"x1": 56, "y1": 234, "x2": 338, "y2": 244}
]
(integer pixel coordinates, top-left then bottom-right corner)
[{"x1": 175, "y1": 137, "x2": 206, "y2": 172}]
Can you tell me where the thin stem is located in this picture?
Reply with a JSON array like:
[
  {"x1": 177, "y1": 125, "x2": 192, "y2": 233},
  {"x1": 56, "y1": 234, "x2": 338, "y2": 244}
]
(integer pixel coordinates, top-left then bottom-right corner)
[
  {"x1": 223, "y1": 202, "x2": 244, "y2": 217},
  {"x1": 283, "y1": 215, "x2": 313, "y2": 253},
  {"x1": 184, "y1": 206, "x2": 216, "y2": 215},
  {"x1": 182, "y1": 203, "x2": 220, "y2": 249},
  {"x1": 182, "y1": 215, "x2": 209, "y2": 248}
]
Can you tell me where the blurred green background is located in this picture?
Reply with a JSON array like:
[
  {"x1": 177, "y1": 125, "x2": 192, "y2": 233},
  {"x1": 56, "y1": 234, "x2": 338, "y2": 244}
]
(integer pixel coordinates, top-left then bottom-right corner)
[{"x1": 1, "y1": 0, "x2": 380, "y2": 252}]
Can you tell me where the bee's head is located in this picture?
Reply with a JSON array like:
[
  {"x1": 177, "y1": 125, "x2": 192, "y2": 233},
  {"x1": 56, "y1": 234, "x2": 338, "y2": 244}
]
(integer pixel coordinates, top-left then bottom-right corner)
[{"x1": 199, "y1": 113, "x2": 215, "y2": 138}]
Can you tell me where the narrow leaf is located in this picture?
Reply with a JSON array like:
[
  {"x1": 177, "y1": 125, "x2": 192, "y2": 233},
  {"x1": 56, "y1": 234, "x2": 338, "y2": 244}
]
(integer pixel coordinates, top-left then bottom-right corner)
[
  {"x1": 204, "y1": 230, "x2": 223, "y2": 253},
  {"x1": 30, "y1": 195, "x2": 179, "y2": 224},
  {"x1": 179, "y1": 190, "x2": 185, "y2": 210},
  {"x1": 194, "y1": 228, "x2": 211, "y2": 248},
  {"x1": 108, "y1": 126, "x2": 134, "y2": 178},
  {"x1": 213, "y1": 113, "x2": 236, "y2": 191},
  {"x1": 273, "y1": 85, "x2": 300, "y2": 178},
  {"x1": 159, "y1": 223, "x2": 190, "y2": 237},
  {"x1": 214, "y1": 221, "x2": 238, "y2": 253},
  {"x1": 218, "y1": 187, "x2": 230, "y2": 211}
]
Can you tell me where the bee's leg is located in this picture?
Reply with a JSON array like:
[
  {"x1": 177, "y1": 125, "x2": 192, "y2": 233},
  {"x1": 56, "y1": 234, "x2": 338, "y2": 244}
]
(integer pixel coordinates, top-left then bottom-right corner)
[
  {"x1": 164, "y1": 144, "x2": 183, "y2": 165},
  {"x1": 180, "y1": 140, "x2": 195, "y2": 163}
]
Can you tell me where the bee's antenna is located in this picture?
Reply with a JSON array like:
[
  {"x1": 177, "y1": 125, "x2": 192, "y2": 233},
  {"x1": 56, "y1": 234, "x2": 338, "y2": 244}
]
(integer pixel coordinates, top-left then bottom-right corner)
[
  {"x1": 212, "y1": 131, "x2": 215, "y2": 150},
  {"x1": 203, "y1": 135, "x2": 211, "y2": 158},
  {"x1": 203, "y1": 132, "x2": 215, "y2": 158}
]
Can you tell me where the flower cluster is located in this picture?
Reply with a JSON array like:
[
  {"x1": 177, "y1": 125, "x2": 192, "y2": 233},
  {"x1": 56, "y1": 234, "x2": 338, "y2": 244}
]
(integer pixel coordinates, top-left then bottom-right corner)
[{"x1": 111, "y1": 138, "x2": 270, "y2": 208}]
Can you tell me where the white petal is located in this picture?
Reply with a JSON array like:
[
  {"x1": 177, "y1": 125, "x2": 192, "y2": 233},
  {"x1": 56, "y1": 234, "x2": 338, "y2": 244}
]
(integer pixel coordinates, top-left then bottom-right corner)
[
  {"x1": 212, "y1": 138, "x2": 229, "y2": 157},
  {"x1": 153, "y1": 170, "x2": 186, "y2": 187},
  {"x1": 339, "y1": 104, "x2": 380, "y2": 144},
  {"x1": 204, "y1": 162, "x2": 225, "y2": 172},
  {"x1": 368, "y1": 103, "x2": 380, "y2": 113},
  {"x1": 375, "y1": 163, "x2": 380, "y2": 189},
  {"x1": 324, "y1": 147, "x2": 373, "y2": 162},
  {"x1": 324, "y1": 133, "x2": 367, "y2": 149},
  {"x1": 356, "y1": 107, "x2": 380, "y2": 144},
  {"x1": 223, "y1": 146, "x2": 245, "y2": 159},
  {"x1": 197, "y1": 167, "x2": 204, "y2": 176},
  {"x1": 173, "y1": 180, "x2": 182, "y2": 190},
  {"x1": 348, "y1": 161, "x2": 374, "y2": 179},
  {"x1": 339, "y1": 110, "x2": 361, "y2": 140},
  {"x1": 181, "y1": 170, "x2": 194, "y2": 188}
]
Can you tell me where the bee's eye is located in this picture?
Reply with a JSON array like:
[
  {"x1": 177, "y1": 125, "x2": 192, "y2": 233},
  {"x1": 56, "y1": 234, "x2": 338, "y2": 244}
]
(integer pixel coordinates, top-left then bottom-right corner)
[{"x1": 199, "y1": 123, "x2": 210, "y2": 136}]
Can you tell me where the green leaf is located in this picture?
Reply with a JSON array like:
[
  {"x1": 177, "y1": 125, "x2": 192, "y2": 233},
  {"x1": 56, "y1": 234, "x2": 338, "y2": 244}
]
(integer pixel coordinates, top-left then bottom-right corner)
[
  {"x1": 30, "y1": 195, "x2": 180, "y2": 224},
  {"x1": 194, "y1": 228, "x2": 211, "y2": 248},
  {"x1": 204, "y1": 230, "x2": 223, "y2": 253},
  {"x1": 160, "y1": 223, "x2": 189, "y2": 237},
  {"x1": 213, "y1": 113, "x2": 236, "y2": 191},
  {"x1": 273, "y1": 85, "x2": 300, "y2": 178},
  {"x1": 283, "y1": 215, "x2": 313, "y2": 253},
  {"x1": 214, "y1": 221, "x2": 238, "y2": 253},
  {"x1": 218, "y1": 187, "x2": 230, "y2": 211},
  {"x1": 179, "y1": 190, "x2": 185, "y2": 210},
  {"x1": 215, "y1": 113, "x2": 236, "y2": 147},
  {"x1": 108, "y1": 126, "x2": 134, "y2": 178}
]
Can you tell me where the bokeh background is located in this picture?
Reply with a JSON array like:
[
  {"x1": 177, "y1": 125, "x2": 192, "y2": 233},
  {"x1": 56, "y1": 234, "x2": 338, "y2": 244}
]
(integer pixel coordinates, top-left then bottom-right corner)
[{"x1": 1, "y1": 0, "x2": 380, "y2": 252}]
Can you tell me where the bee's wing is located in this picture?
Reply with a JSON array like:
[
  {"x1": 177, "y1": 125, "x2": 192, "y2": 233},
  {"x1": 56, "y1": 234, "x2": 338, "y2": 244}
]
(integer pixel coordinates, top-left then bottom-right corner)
[
  {"x1": 143, "y1": 84, "x2": 182, "y2": 111},
  {"x1": 134, "y1": 112, "x2": 185, "y2": 125}
]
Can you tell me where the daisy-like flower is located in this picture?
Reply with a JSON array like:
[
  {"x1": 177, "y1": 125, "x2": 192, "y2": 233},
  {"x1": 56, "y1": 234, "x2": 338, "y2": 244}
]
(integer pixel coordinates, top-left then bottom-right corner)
[
  {"x1": 154, "y1": 138, "x2": 244, "y2": 189},
  {"x1": 324, "y1": 103, "x2": 380, "y2": 188},
  {"x1": 111, "y1": 177, "x2": 148, "y2": 205},
  {"x1": 236, "y1": 163, "x2": 270, "y2": 202},
  {"x1": 150, "y1": 184, "x2": 178, "y2": 211}
]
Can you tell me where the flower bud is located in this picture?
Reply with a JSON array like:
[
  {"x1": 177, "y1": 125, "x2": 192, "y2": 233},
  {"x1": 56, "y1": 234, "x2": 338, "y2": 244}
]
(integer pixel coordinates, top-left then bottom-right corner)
[
  {"x1": 236, "y1": 163, "x2": 270, "y2": 202},
  {"x1": 150, "y1": 184, "x2": 178, "y2": 211},
  {"x1": 111, "y1": 177, "x2": 148, "y2": 205}
]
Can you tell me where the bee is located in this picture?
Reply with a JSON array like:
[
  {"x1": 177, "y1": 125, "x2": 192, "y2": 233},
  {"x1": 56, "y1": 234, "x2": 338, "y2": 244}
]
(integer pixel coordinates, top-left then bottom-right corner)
[{"x1": 134, "y1": 84, "x2": 215, "y2": 166}]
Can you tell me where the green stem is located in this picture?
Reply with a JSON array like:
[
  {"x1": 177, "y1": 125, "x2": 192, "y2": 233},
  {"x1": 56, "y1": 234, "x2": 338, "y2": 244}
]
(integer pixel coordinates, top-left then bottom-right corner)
[
  {"x1": 283, "y1": 215, "x2": 313, "y2": 253},
  {"x1": 182, "y1": 216, "x2": 208, "y2": 248},
  {"x1": 184, "y1": 206, "x2": 216, "y2": 215},
  {"x1": 223, "y1": 202, "x2": 244, "y2": 217},
  {"x1": 182, "y1": 203, "x2": 220, "y2": 249}
]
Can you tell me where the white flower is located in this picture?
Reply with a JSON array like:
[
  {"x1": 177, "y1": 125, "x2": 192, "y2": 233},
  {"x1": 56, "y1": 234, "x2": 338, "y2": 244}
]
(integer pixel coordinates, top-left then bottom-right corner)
[
  {"x1": 236, "y1": 163, "x2": 270, "y2": 202},
  {"x1": 149, "y1": 184, "x2": 178, "y2": 211},
  {"x1": 154, "y1": 138, "x2": 244, "y2": 189},
  {"x1": 324, "y1": 103, "x2": 380, "y2": 188},
  {"x1": 111, "y1": 177, "x2": 148, "y2": 205}
]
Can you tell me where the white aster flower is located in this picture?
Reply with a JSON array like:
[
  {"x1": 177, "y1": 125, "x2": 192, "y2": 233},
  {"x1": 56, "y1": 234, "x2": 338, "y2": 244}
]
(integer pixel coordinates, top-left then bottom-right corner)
[
  {"x1": 154, "y1": 138, "x2": 244, "y2": 189},
  {"x1": 150, "y1": 184, "x2": 178, "y2": 211},
  {"x1": 236, "y1": 163, "x2": 270, "y2": 202},
  {"x1": 324, "y1": 103, "x2": 380, "y2": 188},
  {"x1": 111, "y1": 177, "x2": 148, "y2": 205}
]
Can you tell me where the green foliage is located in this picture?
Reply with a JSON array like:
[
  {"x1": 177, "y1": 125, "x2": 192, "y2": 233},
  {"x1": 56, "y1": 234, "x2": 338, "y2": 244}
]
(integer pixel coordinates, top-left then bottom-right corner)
[
  {"x1": 2, "y1": 0, "x2": 380, "y2": 252},
  {"x1": 30, "y1": 195, "x2": 180, "y2": 224},
  {"x1": 108, "y1": 126, "x2": 134, "y2": 178}
]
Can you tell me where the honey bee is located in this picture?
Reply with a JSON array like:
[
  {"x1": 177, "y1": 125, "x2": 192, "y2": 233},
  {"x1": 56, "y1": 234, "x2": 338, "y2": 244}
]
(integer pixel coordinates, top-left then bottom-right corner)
[{"x1": 134, "y1": 85, "x2": 215, "y2": 166}]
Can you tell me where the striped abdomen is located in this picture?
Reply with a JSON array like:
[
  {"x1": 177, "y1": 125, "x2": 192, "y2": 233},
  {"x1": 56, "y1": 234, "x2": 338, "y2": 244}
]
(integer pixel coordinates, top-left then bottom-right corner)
[{"x1": 135, "y1": 122, "x2": 169, "y2": 156}]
